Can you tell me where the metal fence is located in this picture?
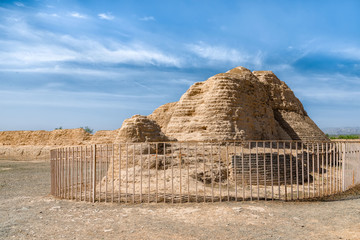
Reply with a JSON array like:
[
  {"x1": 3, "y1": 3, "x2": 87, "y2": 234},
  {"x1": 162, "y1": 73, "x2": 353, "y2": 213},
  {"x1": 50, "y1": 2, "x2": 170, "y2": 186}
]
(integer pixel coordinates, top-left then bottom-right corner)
[{"x1": 50, "y1": 141, "x2": 360, "y2": 203}]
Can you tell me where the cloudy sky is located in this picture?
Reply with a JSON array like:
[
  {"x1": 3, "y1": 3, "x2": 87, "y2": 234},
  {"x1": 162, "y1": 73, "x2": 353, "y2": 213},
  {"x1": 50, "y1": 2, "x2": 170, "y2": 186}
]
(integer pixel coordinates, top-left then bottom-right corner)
[{"x1": 1, "y1": 0, "x2": 359, "y2": 132}]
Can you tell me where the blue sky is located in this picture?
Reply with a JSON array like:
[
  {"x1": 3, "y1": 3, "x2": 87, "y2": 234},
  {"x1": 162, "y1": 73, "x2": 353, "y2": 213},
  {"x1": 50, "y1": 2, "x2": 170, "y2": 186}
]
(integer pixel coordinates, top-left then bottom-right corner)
[{"x1": 0, "y1": 0, "x2": 359, "y2": 132}]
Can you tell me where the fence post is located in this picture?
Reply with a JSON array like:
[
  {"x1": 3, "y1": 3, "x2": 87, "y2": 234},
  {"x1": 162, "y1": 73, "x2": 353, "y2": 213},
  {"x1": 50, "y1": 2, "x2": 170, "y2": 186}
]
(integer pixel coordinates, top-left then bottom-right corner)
[
  {"x1": 342, "y1": 142, "x2": 346, "y2": 191},
  {"x1": 92, "y1": 144, "x2": 97, "y2": 203},
  {"x1": 50, "y1": 150, "x2": 53, "y2": 195}
]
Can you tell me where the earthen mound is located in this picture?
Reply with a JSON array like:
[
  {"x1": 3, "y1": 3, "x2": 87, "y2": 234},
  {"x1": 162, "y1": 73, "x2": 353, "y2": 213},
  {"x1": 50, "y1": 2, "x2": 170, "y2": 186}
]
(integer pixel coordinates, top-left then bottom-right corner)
[
  {"x1": 116, "y1": 115, "x2": 170, "y2": 142},
  {"x1": 91, "y1": 130, "x2": 118, "y2": 144},
  {"x1": 149, "y1": 66, "x2": 328, "y2": 141}
]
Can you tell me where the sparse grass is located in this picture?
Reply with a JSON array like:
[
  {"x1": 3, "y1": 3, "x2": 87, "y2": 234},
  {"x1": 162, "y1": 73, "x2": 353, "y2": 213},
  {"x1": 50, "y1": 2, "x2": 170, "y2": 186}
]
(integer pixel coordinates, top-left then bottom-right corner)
[{"x1": 327, "y1": 134, "x2": 359, "y2": 139}]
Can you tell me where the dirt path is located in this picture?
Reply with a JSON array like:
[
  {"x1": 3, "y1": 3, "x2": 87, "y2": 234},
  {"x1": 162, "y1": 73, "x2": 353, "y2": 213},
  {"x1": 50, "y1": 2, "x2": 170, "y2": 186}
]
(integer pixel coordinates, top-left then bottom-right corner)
[{"x1": 1, "y1": 160, "x2": 360, "y2": 240}]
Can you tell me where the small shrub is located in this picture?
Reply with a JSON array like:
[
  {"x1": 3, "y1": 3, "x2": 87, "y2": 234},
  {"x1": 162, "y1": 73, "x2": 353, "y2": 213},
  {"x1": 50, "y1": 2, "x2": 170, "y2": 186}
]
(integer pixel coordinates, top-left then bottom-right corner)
[
  {"x1": 55, "y1": 126, "x2": 63, "y2": 130},
  {"x1": 80, "y1": 126, "x2": 94, "y2": 134}
]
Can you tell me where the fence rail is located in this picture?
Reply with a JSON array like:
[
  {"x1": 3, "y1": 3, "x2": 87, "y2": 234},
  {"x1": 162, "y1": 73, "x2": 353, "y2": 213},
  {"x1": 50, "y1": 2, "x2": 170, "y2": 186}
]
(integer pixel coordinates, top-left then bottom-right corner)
[{"x1": 50, "y1": 141, "x2": 360, "y2": 203}]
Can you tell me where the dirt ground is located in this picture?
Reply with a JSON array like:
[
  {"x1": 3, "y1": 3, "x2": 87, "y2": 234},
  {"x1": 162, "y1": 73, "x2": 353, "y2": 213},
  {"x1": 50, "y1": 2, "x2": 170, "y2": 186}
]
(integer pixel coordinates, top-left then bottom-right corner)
[{"x1": 1, "y1": 160, "x2": 360, "y2": 240}]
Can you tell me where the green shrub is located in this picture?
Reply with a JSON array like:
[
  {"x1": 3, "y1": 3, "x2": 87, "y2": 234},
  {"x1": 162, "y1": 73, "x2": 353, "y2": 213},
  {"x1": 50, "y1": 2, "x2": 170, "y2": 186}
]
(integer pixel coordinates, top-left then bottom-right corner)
[{"x1": 80, "y1": 126, "x2": 94, "y2": 134}]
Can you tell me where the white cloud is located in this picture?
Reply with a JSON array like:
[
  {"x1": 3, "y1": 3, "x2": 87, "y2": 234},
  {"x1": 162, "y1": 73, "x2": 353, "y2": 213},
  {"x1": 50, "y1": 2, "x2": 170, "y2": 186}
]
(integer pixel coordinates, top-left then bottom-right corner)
[
  {"x1": 290, "y1": 41, "x2": 360, "y2": 61},
  {"x1": 331, "y1": 47, "x2": 360, "y2": 60},
  {"x1": 270, "y1": 64, "x2": 293, "y2": 72},
  {"x1": 69, "y1": 12, "x2": 87, "y2": 19},
  {"x1": 0, "y1": 35, "x2": 182, "y2": 72},
  {"x1": 139, "y1": 16, "x2": 155, "y2": 21},
  {"x1": 0, "y1": 44, "x2": 76, "y2": 64},
  {"x1": 37, "y1": 12, "x2": 59, "y2": 18},
  {"x1": 0, "y1": 66, "x2": 126, "y2": 80},
  {"x1": 188, "y1": 42, "x2": 244, "y2": 62},
  {"x1": 296, "y1": 88, "x2": 360, "y2": 103},
  {"x1": 169, "y1": 78, "x2": 197, "y2": 86},
  {"x1": 0, "y1": 15, "x2": 182, "y2": 70},
  {"x1": 0, "y1": 11, "x2": 183, "y2": 71},
  {"x1": 0, "y1": 89, "x2": 164, "y2": 109},
  {"x1": 187, "y1": 42, "x2": 263, "y2": 67},
  {"x1": 87, "y1": 44, "x2": 181, "y2": 66},
  {"x1": 14, "y1": 2, "x2": 24, "y2": 7},
  {"x1": 58, "y1": 36, "x2": 182, "y2": 66},
  {"x1": 278, "y1": 71, "x2": 360, "y2": 108},
  {"x1": 289, "y1": 72, "x2": 360, "y2": 86},
  {"x1": 0, "y1": 18, "x2": 38, "y2": 39},
  {"x1": 98, "y1": 13, "x2": 114, "y2": 20}
]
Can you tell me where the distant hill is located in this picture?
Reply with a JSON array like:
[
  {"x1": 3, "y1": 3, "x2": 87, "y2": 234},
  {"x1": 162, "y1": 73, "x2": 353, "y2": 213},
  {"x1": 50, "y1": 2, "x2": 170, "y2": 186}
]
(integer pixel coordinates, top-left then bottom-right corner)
[{"x1": 322, "y1": 127, "x2": 360, "y2": 135}]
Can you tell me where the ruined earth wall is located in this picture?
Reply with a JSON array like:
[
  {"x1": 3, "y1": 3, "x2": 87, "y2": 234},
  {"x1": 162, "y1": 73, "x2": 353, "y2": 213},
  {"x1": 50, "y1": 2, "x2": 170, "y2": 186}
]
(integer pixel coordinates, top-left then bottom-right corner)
[{"x1": 0, "y1": 128, "x2": 93, "y2": 160}]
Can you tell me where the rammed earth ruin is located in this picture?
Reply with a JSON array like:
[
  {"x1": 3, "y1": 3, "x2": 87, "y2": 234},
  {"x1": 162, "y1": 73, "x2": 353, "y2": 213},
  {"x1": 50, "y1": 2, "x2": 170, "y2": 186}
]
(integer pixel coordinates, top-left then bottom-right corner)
[
  {"x1": 0, "y1": 66, "x2": 328, "y2": 160},
  {"x1": 93, "y1": 66, "x2": 328, "y2": 143},
  {"x1": 148, "y1": 66, "x2": 328, "y2": 142}
]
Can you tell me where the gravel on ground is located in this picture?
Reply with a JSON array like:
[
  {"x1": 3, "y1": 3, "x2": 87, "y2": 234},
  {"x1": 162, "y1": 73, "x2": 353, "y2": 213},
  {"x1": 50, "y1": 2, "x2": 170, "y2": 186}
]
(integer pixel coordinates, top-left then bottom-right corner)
[{"x1": 1, "y1": 160, "x2": 360, "y2": 240}]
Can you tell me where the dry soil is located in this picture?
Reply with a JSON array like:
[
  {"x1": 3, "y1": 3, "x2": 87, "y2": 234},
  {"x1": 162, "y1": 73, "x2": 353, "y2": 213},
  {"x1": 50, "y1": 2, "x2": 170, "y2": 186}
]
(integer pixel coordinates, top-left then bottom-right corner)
[{"x1": 1, "y1": 160, "x2": 360, "y2": 240}]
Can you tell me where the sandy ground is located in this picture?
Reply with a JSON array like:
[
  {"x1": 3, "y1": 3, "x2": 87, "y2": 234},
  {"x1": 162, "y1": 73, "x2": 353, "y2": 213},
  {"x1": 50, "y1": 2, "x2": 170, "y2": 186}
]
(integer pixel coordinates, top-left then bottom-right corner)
[{"x1": 1, "y1": 160, "x2": 360, "y2": 240}]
